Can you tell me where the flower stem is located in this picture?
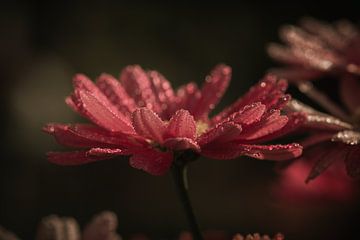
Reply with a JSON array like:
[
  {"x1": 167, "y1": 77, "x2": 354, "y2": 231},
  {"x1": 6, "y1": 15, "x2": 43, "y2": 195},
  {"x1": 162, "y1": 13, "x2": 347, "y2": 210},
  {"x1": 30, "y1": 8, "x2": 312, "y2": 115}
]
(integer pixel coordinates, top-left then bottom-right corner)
[{"x1": 171, "y1": 160, "x2": 203, "y2": 240}]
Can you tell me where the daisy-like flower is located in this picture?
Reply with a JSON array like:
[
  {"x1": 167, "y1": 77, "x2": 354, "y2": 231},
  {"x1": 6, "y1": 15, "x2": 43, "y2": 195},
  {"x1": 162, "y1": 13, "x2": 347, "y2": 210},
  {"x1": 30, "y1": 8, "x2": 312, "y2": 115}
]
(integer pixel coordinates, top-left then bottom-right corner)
[
  {"x1": 267, "y1": 17, "x2": 360, "y2": 82},
  {"x1": 44, "y1": 64, "x2": 302, "y2": 175}
]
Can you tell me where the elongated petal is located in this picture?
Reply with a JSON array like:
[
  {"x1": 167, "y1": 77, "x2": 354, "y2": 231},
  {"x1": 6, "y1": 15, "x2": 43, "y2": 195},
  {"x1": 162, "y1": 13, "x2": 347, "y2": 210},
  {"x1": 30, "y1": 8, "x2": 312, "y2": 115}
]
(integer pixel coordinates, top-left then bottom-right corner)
[
  {"x1": 163, "y1": 138, "x2": 200, "y2": 152},
  {"x1": 345, "y1": 145, "x2": 360, "y2": 178},
  {"x1": 120, "y1": 65, "x2": 157, "y2": 109},
  {"x1": 212, "y1": 75, "x2": 288, "y2": 123},
  {"x1": 226, "y1": 102, "x2": 266, "y2": 126},
  {"x1": 96, "y1": 73, "x2": 136, "y2": 115},
  {"x1": 75, "y1": 90, "x2": 135, "y2": 134},
  {"x1": 47, "y1": 151, "x2": 110, "y2": 166},
  {"x1": 192, "y1": 64, "x2": 231, "y2": 119},
  {"x1": 129, "y1": 149, "x2": 173, "y2": 175},
  {"x1": 166, "y1": 109, "x2": 196, "y2": 140},
  {"x1": 147, "y1": 70, "x2": 176, "y2": 118},
  {"x1": 132, "y1": 108, "x2": 166, "y2": 143},
  {"x1": 340, "y1": 76, "x2": 360, "y2": 114},
  {"x1": 306, "y1": 143, "x2": 347, "y2": 182},
  {"x1": 237, "y1": 110, "x2": 288, "y2": 141},
  {"x1": 202, "y1": 142, "x2": 302, "y2": 160},
  {"x1": 198, "y1": 122, "x2": 242, "y2": 146},
  {"x1": 268, "y1": 67, "x2": 322, "y2": 82},
  {"x1": 175, "y1": 82, "x2": 201, "y2": 115}
]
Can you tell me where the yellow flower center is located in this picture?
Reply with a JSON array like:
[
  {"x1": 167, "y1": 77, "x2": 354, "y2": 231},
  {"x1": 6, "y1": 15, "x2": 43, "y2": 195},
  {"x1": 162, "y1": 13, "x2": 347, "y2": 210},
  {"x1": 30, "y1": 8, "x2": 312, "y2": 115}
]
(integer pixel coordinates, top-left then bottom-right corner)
[{"x1": 196, "y1": 120, "x2": 209, "y2": 137}]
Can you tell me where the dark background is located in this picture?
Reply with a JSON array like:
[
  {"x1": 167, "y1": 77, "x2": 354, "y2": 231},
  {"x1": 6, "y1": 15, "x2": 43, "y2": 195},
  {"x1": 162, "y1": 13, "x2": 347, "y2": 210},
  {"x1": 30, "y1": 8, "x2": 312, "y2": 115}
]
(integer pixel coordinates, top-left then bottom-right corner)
[{"x1": 1, "y1": 1, "x2": 359, "y2": 239}]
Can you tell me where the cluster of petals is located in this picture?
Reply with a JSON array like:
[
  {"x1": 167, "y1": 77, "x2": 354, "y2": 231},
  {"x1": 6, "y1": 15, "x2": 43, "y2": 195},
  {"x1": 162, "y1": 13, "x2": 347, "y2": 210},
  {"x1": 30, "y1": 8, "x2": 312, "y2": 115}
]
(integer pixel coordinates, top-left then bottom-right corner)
[
  {"x1": 267, "y1": 17, "x2": 360, "y2": 82},
  {"x1": 44, "y1": 64, "x2": 302, "y2": 175}
]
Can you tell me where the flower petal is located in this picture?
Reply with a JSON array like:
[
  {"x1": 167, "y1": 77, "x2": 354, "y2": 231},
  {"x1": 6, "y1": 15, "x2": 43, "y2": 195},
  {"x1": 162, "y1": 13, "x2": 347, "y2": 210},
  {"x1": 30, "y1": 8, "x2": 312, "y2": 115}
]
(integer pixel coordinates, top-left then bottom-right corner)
[
  {"x1": 212, "y1": 75, "x2": 288, "y2": 123},
  {"x1": 226, "y1": 102, "x2": 266, "y2": 126},
  {"x1": 120, "y1": 65, "x2": 157, "y2": 109},
  {"x1": 201, "y1": 142, "x2": 302, "y2": 160},
  {"x1": 87, "y1": 148, "x2": 127, "y2": 157},
  {"x1": 192, "y1": 64, "x2": 231, "y2": 119},
  {"x1": 147, "y1": 70, "x2": 176, "y2": 118},
  {"x1": 75, "y1": 90, "x2": 135, "y2": 134},
  {"x1": 340, "y1": 76, "x2": 360, "y2": 114},
  {"x1": 47, "y1": 151, "x2": 110, "y2": 166},
  {"x1": 163, "y1": 138, "x2": 200, "y2": 152},
  {"x1": 132, "y1": 108, "x2": 166, "y2": 143},
  {"x1": 129, "y1": 149, "x2": 173, "y2": 175},
  {"x1": 306, "y1": 143, "x2": 347, "y2": 182},
  {"x1": 237, "y1": 110, "x2": 288, "y2": 141},
  {"x1": 345, "y1": 145, "x2": 360, "y2": 178},
  {"x1": 166, "y1": 109, "x2": 196, "y2": 140},
  {"x1": 96, "y1": 73, "x2": 136, "y2": 116},
  {"x1": 268, "y1": 67, "x2": 323, "y2": 82},
  {"x1": 175, "y1": 82, "x2": 201, "y2": 116},
  {"x1": 198, "y1": 122, "x2": 242, "y2": 146}
]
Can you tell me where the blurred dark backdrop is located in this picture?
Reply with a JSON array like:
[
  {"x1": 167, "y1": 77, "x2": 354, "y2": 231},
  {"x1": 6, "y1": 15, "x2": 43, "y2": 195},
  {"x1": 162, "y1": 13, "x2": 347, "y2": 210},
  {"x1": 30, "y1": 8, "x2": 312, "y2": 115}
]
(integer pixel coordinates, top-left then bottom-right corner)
[{"x1": 1, "y1": 1, "x2": 359, "y2": 239}]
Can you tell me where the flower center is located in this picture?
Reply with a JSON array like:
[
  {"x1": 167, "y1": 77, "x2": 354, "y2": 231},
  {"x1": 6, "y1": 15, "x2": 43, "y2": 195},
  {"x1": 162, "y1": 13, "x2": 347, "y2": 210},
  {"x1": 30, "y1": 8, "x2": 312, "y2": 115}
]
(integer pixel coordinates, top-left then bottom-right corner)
[{"x1": 196, "y1": 121, "x2": 209, "y2": 137}]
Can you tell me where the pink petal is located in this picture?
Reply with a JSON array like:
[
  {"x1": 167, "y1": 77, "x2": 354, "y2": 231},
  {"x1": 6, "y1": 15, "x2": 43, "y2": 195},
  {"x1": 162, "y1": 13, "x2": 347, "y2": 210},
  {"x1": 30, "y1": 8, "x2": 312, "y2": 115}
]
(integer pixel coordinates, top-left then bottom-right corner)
[
  {"x1": 237, "y1": 110, "x2": 288, "y2": 141},
  {"x1": 301, "y1": 131, "x2": 334, "y2": 148},
  {"x1": 212, "y1": 75, "x2": 288, "y2": 123},
  {"x1": 120, "y1": 65, "x2": 157, "y2": 109},
  {"x1": 43, "y1": 123, "x2": 118, "y2": 148},
  {"x1": 163, "y1": 138, "x2": 200, "y2": 152},
  {"x1": 175, "y1": 82, "x2": 201, "y2": 116},
  {"x1": 201, "y1": 142, "x2": 302, "y2": 160},
  {"x1": 249, "y1": 112, "x2": 307, "y2": 143},
  {"x1": 96, "y1": 73, "x2": 136, "y2": 116},
  {"x1": 197, "y1": 122, "x2": 242, "y2": 146},
  {"x1": 166, "y1": 109, "x2": 196, "y2": 140},
  {"x1": 147, "y1": 70, "x2": 176, "y2": 119},
  {"x1": 192, "y1": 64, "x2": 231, "y2": 119},
  {"x1": 340, "y1": 76, "x2": 360, "y2": 114},
  {"x1": 75, "y1": 90, "x2": 135, "y2": 134},
  {"x1": 132, "y1": 108, "x2": 166, "y2": 143},
  {"x1": 345, "y1": 145, "x2": 360, "y2": 178},
  {"x1": 47, "y1": 151, "x2": 110, "y2": 166},
  {"x1": 226, "y1": 102, "x2": 266, "y2": 126},
  {"x1": 129, "y1": 149, "x2": 173, "y2": 175}
]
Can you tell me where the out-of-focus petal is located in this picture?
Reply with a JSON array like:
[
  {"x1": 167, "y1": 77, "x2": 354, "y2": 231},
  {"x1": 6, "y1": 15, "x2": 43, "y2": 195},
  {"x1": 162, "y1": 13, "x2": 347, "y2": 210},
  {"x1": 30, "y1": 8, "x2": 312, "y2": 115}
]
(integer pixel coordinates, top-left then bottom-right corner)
[
  {"x1": 96, "y1": 73, "x2": 136, "y2": 116},
  {"x1": 192, "y1": 64, "x2": 231, "y2": 120},
  {"x1": 306, "y1": 142, "x2": 348, "y2": 182},
  {"x1": 163, "y1": 138, "x2": 200, "y2": 152},
  {"x1": 340, "y1": 76, "x2": 360, "y2": 114},
  {"x1": 74, "y1": 90, "x2": 135, "y2": 134},
  {"x1": 47, "y1": 151, "x2": 110, "y2": 166},
  {"x1": 147, "y1": 70, "x2": 176, "y2": 118},
  {"x1": 345, "y1": 145, "x2": 360, "y2": 178},
  {"x1": 202, "y1": 142, "x2": 302, "y2": 160},
  {"x1": 175, "y1": 82, "x2": 201, "y2": 115},
  {"x1": 197, "y1": 122, "x2": 242, "y2": 146},
  {"x1": 166, "y1": 109, "x2": 196, "y2": 140},
  {"x1": 119, "y1": 65, "x2": 157, "y2": 109},
  {"x1": 132, "y1": 108, "x2": 166, "y2": 143},
  {"x1": 268, "y1": 67, "x2": 322, "y2": 82},
  {"x1": 129, "y1": 149, "x2": 173, "y2": 175}
]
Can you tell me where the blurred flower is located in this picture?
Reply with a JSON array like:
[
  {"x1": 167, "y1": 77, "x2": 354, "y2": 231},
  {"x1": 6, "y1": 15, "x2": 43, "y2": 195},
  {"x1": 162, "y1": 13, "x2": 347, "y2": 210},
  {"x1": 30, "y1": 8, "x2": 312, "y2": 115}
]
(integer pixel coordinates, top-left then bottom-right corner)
[
  {"x1": 0, "y1": 226, "x2": 20, "y2": 240},
  {"x1": 44, "y1": 65, "x2": 302, "y2": 175},
  {"x1": 36, "y1": 211, "x2": 120, "y2": 240},
  {"x1": 267, "y1": 17, "x2": 360, "y2": 82}
]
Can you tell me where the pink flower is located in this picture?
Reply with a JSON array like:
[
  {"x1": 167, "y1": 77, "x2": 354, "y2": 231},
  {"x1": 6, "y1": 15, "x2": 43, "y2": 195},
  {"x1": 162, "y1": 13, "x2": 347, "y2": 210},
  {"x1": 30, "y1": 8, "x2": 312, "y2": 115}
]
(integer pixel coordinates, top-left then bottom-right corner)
[
  {"x1": 267, "y1": 17, "x2": 360, "y2": 82},
  {"x1": 44, "y1": 64, "x2": 302, "y2": 175}
]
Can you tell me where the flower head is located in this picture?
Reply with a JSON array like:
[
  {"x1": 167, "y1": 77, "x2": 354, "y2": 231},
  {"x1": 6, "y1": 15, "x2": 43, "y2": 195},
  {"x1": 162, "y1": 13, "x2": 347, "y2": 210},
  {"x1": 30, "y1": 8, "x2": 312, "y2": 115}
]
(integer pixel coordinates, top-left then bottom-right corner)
[
  {"x1": 268, "y1": 17, "x2": 360, "y2": 82},
  {"x1": 44, "y1": 64, "x2": 302, "y2": 175}
]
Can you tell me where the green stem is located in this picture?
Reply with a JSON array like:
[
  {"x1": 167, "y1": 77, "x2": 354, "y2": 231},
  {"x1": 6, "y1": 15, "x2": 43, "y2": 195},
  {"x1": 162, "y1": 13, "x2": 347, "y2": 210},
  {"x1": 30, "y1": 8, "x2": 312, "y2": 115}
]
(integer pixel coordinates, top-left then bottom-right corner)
[{"x1": 171, "y1": 160, "x2": 203, "y2": 240}]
